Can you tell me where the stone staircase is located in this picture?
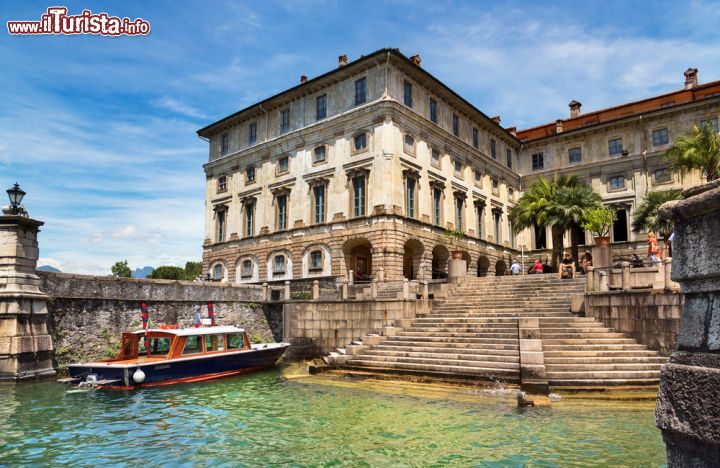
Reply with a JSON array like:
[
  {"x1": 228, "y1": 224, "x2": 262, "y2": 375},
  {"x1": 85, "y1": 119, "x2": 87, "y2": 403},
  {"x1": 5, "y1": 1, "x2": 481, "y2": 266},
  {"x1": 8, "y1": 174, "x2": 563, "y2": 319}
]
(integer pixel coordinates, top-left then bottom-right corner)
[{"x1": 334, "y1": 275, "x2": 665, "y2": 390}]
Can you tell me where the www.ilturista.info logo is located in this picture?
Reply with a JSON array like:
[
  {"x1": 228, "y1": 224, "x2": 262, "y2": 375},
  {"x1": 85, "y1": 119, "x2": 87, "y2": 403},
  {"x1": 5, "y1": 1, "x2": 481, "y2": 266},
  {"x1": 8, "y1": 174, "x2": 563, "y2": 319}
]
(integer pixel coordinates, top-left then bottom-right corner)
[{"x1": 7, "y1": 7, "x2": 150, "y2": 36}]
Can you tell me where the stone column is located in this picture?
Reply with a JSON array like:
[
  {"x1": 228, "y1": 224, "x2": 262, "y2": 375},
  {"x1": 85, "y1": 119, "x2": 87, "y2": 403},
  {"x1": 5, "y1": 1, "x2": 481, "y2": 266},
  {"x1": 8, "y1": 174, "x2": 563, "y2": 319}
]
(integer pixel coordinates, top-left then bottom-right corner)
[
  {"x1": 0, "y1": 214, "x2": 55, "y2": 380},
  {"x1": 284, "y1": 281, "x2": 291, "y2": 301},
  {"x1": 586, "y1": 266, "x2": 595, "y2": 292},
  {"x1": 621, "y1": 262, "x2": 631, "y2": 290},
  {"x1": 656, "y1": 180, "x2": 720, "y2": 466},
  {"x1": 312, "y1": 280, "x2": 320, "y2": 301}
]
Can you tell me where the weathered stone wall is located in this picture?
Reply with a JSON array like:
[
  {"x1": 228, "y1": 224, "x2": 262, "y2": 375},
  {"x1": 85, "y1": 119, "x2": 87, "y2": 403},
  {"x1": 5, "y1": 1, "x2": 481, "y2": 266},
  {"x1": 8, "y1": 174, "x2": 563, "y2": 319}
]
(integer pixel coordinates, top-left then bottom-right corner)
[
  {"x1": 37, "y1": 271, "x2": 278, "y2": 369},
  {"x1": 585, "y1": 290, "x2": 682, "y2": 355},
  {"x1": 282, "y1": 299, "x2": 429, "y2": 359}
]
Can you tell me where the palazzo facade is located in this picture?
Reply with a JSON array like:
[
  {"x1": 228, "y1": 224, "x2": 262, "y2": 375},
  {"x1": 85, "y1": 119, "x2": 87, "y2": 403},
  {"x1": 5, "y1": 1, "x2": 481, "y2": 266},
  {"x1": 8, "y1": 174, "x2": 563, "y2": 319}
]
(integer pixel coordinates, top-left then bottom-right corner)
[{"x1": 199, "y1": 49, "x2": 719, "y2": 283}]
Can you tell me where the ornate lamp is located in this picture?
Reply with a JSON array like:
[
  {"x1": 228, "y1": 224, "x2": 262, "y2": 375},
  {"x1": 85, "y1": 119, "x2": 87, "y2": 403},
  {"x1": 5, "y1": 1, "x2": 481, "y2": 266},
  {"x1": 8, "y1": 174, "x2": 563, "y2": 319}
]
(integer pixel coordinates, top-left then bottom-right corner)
[{"x1": 6, "y1": 183, "x2": 26, "y2": 215}]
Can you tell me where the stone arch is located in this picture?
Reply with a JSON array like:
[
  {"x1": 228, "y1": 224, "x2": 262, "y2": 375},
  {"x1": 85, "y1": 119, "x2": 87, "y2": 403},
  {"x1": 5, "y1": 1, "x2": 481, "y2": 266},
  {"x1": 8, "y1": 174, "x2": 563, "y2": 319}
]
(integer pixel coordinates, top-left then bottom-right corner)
[
  {"x1": 267, "y1": 249, "x2": 293, "y2": 281},
  {"x1": 431, "y1": 244, "x2": 450, "y2": 279},
  {"x1": 495, "y1": 259, "x2": 508, "y2": 276},
  {"x1": 235, "y1": 255, "x2": 259, "y2": 284},
  {"x1": 302, "y1": 243, "x2": 332, "y2": 278},
  {"x1": 342, "y1": 238, "x2": 373, "y2": 281},
  {"x1": 403, "y1": 239, "x2": 424, "y2": 280},
  {"x1": 477, "y1": 255, "x2": 491, "y2": 277}
]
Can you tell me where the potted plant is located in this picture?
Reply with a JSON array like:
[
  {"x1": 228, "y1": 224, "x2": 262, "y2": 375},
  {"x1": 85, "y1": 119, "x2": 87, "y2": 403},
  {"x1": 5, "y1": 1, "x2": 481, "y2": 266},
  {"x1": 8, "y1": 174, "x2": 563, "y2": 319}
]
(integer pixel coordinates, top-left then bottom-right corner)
[
  {"x1": 444, "y1": 228, "x2": 465, "y2": 259},
  {"x1": 581, "y1": 206, "x2": 617, "y2": 246}
]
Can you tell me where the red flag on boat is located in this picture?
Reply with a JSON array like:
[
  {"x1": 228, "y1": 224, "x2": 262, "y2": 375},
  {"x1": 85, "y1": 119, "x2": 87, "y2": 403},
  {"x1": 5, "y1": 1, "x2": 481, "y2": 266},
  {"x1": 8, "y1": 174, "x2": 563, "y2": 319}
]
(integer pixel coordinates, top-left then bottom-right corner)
[{"x1": 208, "y1": 302, "x2": 215, "y2": 326}]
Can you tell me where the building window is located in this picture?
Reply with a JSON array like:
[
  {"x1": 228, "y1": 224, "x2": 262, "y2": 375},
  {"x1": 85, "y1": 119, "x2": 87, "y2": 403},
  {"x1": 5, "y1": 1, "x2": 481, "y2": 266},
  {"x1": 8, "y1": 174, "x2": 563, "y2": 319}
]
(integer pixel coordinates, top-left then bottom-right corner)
[
  {"x1": 213, "y1": 264, "x2": 224, "y2": 280},
  {"x1": 474, "y1": 170, "x2": 482, "y2": 187},
  {"x1": 273, "y1": 255, "x2": 286, "y2": 275},
  {"x1": 452, "y1": 114, "x2": 459, "y2": 136},
  {"x1": 472, "y1": 128, "x2": 479, "y2": 149},
  {"x1": 455, "y1": 197, "x2": 464, "y2": 231},
  {"x1": 245, "y1": 204, "x2": 255, "y2": 237},
  {"x1": 494, "y1": 211, "x2": 501, "y2": 243},
  {"x1": 221, "y1": 133, "x2": 229, "y2": 156},
  {"x1": 655, "y1": 168, "x2": 672, "y2": 184},
  {"x1": 492, "y1": 178, "x2": 499, "y2": 195},
  {"x1": 316, "y1": 94, "x2": 327, "y2": 120},
  {"x1": 246, "y1": 166, "x2": 256, "y2": 183},
  {"x1": 431, "y1": 148, "x2": 441, "y2": 168},
  {"x1": 476, "y1": 204, "x2": 484, "y2": 238},
  {"x1": 700, "y1": 118, "x2": 719, "y2": 133},
  {"x1": 216, "y1": 209, "x2": 226, "y2": 242},
  {"x1": 277, "y1": 156, "x2": 289, "y2": 174},
  {"x1": 569, "y1": 147, "x2": 582, "y2": 164},
  {"x1": 609, "y1": 175, "x2": 626, "y2": 190},
  {"x1": 454, "y1": 160, "x2": 463, "y2": 178},
  {"x1": 313, "y1": 145, "x2": 326, "y2": 164},
  {"x1": 241, "y1": 260, "x2": 253, "y2": 278},
  {"x1": 510, "y1": 221, "x2": 516, "y2": 248},
  {"x1": 310, "y1": 250, "x2": 323, "y2": 270},
  {"x1": 403, "y1": 80, "x2": 413, "y2": 108},
  {"x1": 217, "y1": 175, "x2": 227, "y2": 192},
  {"x1": 403, "y1": 134, "x2": 415, "y2": 155},
  {"x1": 490, "y1": 139, "x2": 497, "y2": 160},
  {"x1": 352, "y1": 175, "x2": 366, "y2": 217},
  {"x1": 353, "y1": 132, "x2": 367, "y2": 152},
  {"x1": 608, "y1": 138, "x2": 623, "y2": 156},
  {"x1": 429, "y1": 98, "x2": 438, "y2": 123},
  {"x1": 405, "y1": 176, "x2": 416, "y2": 219},
  {"x1": 652, "y1": 128, "x2": 669, "y2": 146},
  {"x1": 355, "y1": 77, "x2": 367, "y2": 105},
  {"x1": 276, "y1": 194, "x2": 287, "y2": 230},
  {"x1": 532, "y1": 153, "x2": 544, "y2": 171},
  {"x1": 313, "y1": 185, "x2": 326, "y2": 224},
  {"x1": 248, "y1": 122, "x2": 257, "y2": 145},
  {"x1": 506, "y1": 149, "x2": 513, "y2": 169},
  {"x1": 280, "y1": 109, "x2": 290, "y2": 134},
  {"x1": 508, "y1": 188, "x2": 514, "y2": 201},
  {"x1": 433, "y1": 187, "x2": 442, "y2": 226}
]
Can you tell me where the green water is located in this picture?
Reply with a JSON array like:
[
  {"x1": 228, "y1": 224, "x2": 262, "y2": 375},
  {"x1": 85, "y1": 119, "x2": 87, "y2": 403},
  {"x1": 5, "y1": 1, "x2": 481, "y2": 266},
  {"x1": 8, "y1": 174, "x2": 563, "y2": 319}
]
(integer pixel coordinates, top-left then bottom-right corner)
[{"x1": 1, "y1": 366, "x2": 665, "y2": 466}]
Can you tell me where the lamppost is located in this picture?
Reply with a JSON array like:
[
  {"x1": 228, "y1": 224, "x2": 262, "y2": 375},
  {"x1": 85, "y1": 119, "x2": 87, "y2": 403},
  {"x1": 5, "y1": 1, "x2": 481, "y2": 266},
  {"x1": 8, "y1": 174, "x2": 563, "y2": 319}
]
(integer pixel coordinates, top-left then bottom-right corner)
[{"x1": 6, "y1": 183, "x2": 26, "y2": 215}]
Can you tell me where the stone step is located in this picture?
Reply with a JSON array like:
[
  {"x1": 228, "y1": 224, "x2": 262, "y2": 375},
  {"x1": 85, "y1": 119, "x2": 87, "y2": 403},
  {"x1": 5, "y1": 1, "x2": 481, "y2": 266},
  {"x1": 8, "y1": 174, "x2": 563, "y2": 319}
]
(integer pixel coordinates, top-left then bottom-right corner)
[
  {"x1": 379, "y1": 340, "x2": 519, "y2": 350},
  {"x1": 544, "y1": 356, "x2": 667, "y2": 364},
  {"x1": 546, "y1": 370, "x2": 661, "y2": 379},
  {"x1": 545, "y1": 362, "x2": 664, "y2": 371},
  {"x1": 366, "y1": 344, "x2": 520, "y2": 360},
  {"x1": 345, "y1": 360, "x2": 521, "y2": 378},
  {"x1": 548, "y1": 378, "x2": 660, "y2": 387},
  {"x1": 543, "y1": 343, "x2": 649, "y2": 351},
  {"x1": 540, "y1": 332, "x2": 628, "y2": 339},
  {"x1": 409, "y1": 326, "x2": 519, "y2": 333},
  {"x1": 350, "y1": 354, "x2": 521, "y2": 369},
  {"x1": 540, "y1": 327, "x2": 615, "y2": 333},
  {"x1": 389, "y1": 335, "x2": 519, "y2": 344},
  {"x1": 541, "y1": 338, "x2": 639, "y2": 345},
  {"x1": 543, "y1": 350, "x2": 659, "y2": 357},
  {"x1": 397, "y1": 330, "x2": 518, "y2": 338}
]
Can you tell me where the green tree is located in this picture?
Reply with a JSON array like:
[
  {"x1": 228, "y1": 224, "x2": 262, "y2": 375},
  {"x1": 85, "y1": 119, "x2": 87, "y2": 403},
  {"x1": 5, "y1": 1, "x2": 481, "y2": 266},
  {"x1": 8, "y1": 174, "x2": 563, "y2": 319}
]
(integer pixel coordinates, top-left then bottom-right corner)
[
  {"x1": 510, "y1": 175, "x2": 600, "y2": 270},
  {"x1": 148, "y1": 265, "x2": 185, "y2": 280},
  {"x1": 632, "y1": 189, "x2": 683, "y2": 254},
  {"x1": 184, "y1": 261, "x2": 203, "y2": 280},
  {"x1": 111, "y1": 260, "x2": 132, "y2": 278},
  {"x1": 665, "y1": 122, "x2": 720, "y2": 182}
]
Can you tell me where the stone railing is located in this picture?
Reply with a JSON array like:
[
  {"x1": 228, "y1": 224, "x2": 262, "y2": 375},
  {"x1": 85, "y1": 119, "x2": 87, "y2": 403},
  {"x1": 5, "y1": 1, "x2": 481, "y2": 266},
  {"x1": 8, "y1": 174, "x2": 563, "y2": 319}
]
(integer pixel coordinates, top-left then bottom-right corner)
[{"x1": 585, "y1": 258, "x2": 678, "y2": 292}]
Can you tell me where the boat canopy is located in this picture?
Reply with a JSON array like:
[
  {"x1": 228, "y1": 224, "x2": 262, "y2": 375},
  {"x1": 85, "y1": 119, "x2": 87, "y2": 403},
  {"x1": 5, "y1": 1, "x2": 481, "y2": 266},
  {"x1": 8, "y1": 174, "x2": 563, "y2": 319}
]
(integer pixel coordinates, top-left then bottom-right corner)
[{"x1": 131, "y1": 325, "x2": 245, "y2": 336}]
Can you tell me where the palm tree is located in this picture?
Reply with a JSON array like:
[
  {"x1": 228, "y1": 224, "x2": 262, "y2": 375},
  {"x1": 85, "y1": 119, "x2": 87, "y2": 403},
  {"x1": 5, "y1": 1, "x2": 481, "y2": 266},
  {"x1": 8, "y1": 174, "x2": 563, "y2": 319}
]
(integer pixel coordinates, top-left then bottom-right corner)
[
  {"x1": 549, "y1": 183, "x2": 602, "y2": 264},
  {"x1": 510, "y1": 175, "x2": 600, "y2": 270},
  {"x1": 665, "y1": 122, "x2": 720, "y2": 182},
  {"x1": 632, "y1": 189, "x2": 683, "y2": 255}
]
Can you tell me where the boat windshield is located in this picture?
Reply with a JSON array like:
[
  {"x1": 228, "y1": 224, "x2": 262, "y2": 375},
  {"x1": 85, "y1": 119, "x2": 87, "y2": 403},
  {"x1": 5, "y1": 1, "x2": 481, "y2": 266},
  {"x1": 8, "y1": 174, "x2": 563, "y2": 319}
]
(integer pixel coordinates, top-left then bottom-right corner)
[{"x1": 138, "y1": 335, "x2": 172, "y2": 357}]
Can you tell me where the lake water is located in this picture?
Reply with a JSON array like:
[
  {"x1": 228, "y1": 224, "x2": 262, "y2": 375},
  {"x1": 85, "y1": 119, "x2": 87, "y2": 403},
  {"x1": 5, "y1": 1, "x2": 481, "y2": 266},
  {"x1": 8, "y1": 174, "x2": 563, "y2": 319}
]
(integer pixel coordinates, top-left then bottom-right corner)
[{"x1": 0, "y1": 365, "x2": 666, "y2": 466}]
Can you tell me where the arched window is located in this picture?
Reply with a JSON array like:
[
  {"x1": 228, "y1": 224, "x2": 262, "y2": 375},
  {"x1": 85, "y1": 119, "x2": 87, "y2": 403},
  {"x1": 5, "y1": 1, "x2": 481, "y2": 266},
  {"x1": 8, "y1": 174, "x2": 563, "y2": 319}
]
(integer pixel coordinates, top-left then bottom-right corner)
[
  {"x1": 310, "y1": 250, "x2": 323, "y2": 270},
  {"x1": 213, "y1": 264, "x2": 223, "y2": 280},
  {"x1": 273, "y1": 255, "x2": 286, "y2": 275},
  {"x1": 241, "y1": 260, "x2": 253, "y2": 278}
]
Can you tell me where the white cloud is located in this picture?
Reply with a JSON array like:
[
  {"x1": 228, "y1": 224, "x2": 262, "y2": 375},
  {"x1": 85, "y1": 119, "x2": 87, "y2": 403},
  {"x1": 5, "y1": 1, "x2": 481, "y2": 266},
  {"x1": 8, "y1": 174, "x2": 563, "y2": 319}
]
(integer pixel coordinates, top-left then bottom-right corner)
[{"x1": 150, "y1": 96, "x2": 206, "y2": 119}]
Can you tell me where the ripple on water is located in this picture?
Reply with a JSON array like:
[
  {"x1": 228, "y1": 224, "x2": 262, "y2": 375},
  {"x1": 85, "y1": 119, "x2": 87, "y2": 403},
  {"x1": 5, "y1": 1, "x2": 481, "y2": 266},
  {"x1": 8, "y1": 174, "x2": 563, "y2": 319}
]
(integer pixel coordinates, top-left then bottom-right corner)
[{"x1": 0, "y1": 369, "x2": 665, "y2": 466}]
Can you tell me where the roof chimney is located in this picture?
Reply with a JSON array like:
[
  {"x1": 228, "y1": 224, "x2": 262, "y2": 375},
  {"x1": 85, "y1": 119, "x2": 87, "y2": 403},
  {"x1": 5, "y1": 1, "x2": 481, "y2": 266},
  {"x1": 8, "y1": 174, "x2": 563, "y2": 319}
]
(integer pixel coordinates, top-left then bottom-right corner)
[
  {"x1": 338, "y1": 54, "x2": 348, "y2": 68},
  {"x1": 556, "y1": 119, "x2": 564, "y2": 133},
  {"x1": 491, "y1": 115, "x2": 501, "y2": 124},
  {"x1": 569, "y1": 100, "x2": 582, "y2": 118},
  {"x1": 410, "y1": 54, "x2": 422, "y2": 66},
  {"x1": 684, "y1": 67, "x2": 698, "y2": 89},
  {"x1": 506, "y1": 126, "x2": 517, "y2": 137},
  {"x1": 300, "y1": 75, "x2": 308, "y2": 83}
]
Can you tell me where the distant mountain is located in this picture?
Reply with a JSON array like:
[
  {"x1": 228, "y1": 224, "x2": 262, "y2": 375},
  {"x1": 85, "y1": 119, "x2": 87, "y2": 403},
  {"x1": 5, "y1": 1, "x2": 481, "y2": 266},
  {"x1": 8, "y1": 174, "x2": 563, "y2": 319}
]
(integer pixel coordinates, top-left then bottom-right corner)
[
  {"x1": 37, "y1": 265, "x2": 61, "y2": 273},
  {"x1": 132, "y1": 266, "x2": 154, "y2": 278}
]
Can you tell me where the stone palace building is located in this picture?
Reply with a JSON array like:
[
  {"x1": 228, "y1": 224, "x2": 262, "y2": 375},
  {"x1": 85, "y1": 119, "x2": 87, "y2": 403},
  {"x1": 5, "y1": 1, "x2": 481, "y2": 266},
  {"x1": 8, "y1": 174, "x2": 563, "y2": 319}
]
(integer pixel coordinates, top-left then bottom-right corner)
[{"x1": 198, "y1": 49, "x2": 717, "y2": 283}]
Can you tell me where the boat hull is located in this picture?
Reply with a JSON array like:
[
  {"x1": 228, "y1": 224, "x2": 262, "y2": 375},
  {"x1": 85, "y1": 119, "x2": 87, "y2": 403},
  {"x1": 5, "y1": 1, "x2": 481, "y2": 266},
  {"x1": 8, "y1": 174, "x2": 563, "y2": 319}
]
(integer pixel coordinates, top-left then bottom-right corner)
[{"x1": 68, "y1": 344, "x2": 290, "y2": 389}]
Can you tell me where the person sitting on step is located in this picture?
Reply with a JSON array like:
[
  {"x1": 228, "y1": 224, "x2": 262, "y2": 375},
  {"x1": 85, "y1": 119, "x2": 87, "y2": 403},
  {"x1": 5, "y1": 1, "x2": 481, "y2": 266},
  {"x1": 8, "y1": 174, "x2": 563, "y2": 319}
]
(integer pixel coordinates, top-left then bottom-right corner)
[
  {"x1": 559, "y1": 252, "x2": 576, "y2": 279},
  {"x1": 529, "y1": 259, "x2": 544, "y2": 274}
]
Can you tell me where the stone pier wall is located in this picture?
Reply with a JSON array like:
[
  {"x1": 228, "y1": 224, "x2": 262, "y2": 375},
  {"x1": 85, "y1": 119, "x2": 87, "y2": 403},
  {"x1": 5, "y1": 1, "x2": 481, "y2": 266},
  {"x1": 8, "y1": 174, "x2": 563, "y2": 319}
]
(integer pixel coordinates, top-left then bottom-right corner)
[
  {"x1": 37, "y1": 271, "x2": 280, "y2": 369},
  {"x1": 282, "y1": 299, "x2": 429, "y2": 359},
  {"x1": 585, "y1": 290, "x2": 682, "y2": 355}
]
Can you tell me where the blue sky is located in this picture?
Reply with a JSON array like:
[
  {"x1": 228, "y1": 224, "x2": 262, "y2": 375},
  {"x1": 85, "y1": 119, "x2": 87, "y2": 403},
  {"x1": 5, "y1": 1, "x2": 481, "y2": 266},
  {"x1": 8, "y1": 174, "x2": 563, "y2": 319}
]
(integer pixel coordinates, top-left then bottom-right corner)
[{"x1": 1, "y1": 0, "x2": 719, "y2": 274}]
